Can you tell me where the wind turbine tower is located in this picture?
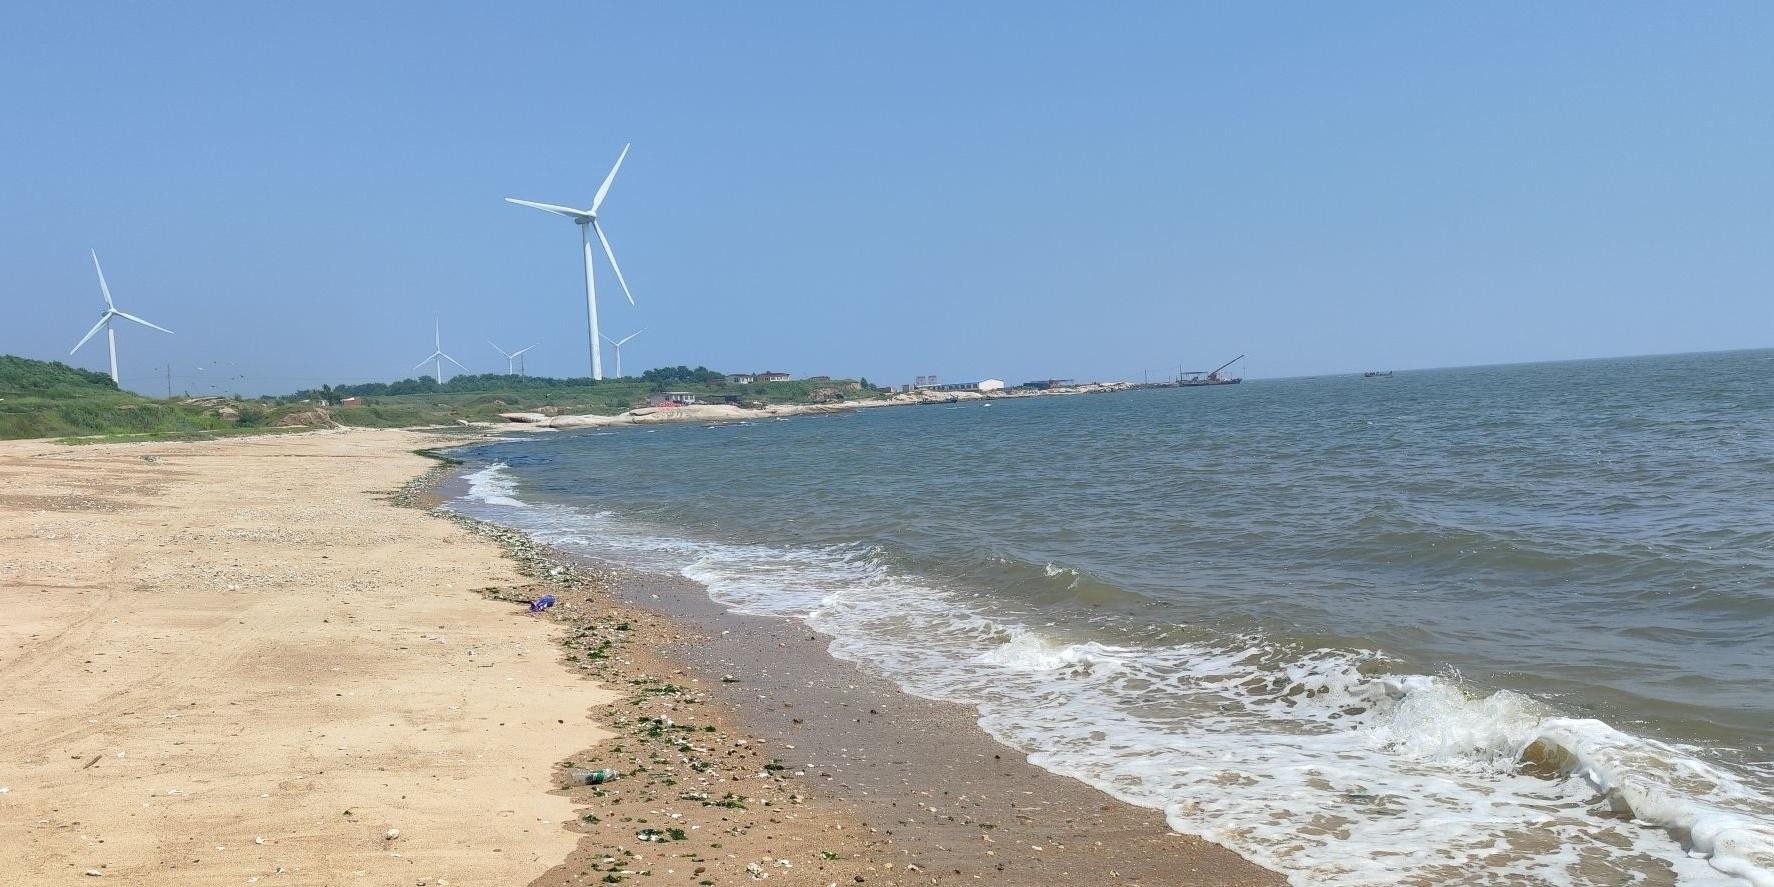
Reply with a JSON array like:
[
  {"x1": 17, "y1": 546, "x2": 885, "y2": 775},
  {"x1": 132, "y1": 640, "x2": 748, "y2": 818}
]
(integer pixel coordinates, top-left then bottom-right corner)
[
  {"x1": 69, "y1": 250, "x2": 174, "y2": 385},
  {"x1": 489, "y1": 340, "x2": 538, "y2": 376},
  {"x1": 505, "y1": 144, "x2": 637, "y2": 380},
  {"x1": 415, "y1": 320, "x2": 466, "y2": 383},
  {"x1": 600, "y1": 329, "x2": 645, "y2": 379}
]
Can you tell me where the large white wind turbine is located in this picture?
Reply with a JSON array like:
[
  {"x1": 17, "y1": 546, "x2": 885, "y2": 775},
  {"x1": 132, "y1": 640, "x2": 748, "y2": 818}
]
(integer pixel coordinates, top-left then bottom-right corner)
[
  {"x1": 600, "y1": 329, "x2": 645, "y2": 379},
  {"x1": 69, "y1": 250, "x2": 173, "y2": 385},
  {"x1": 415, "y1": 320, "x2": 467, "y2": 383},
  {"x1": 488, "y1": 340, "x2": 538, "y2": 376},
  {"x1": 505, "y1": 143, "x2": 636, "y2": 381}
]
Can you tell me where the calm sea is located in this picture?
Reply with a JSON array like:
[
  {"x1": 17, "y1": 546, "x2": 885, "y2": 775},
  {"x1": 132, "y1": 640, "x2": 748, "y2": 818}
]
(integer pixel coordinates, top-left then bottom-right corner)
[{"x1": 450, "y1": 349, "x2": 1774, "y2": 886}]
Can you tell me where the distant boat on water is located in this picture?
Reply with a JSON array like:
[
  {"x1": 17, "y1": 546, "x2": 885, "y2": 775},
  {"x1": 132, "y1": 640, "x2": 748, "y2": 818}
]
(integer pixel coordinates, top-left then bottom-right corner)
[
  {"x1": 1178, "y1": 355, "x2": 1244, "y2": 387},
  {"x1": 1363, "y1": 371, "x2": 1393, "y2": 379}
]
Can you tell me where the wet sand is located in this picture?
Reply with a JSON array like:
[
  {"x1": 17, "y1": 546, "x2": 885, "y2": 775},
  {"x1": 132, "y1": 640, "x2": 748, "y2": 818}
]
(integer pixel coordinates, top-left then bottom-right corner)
[{"x1": 433, "y1": 470, "x2": 1286, "y2": 887}]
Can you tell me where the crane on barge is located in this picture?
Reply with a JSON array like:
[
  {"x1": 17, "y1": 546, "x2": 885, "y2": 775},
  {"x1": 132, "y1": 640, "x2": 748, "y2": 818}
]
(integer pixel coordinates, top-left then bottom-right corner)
[{"x1": 1178, "y1": 354, "x2": 1244, "y2": 387}]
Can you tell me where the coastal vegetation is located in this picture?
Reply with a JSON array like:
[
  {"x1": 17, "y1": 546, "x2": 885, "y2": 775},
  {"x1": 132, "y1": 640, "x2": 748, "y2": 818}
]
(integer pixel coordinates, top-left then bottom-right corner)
[
  {"x1": 0, "y1": 353, "x2": 882, "y2": 440},
  {"x1": 0, "y1": 355, "x2": 232, "y2": 440},
  {"x1": 277, "y1": 369, "x2": 884, "y2": 427}
]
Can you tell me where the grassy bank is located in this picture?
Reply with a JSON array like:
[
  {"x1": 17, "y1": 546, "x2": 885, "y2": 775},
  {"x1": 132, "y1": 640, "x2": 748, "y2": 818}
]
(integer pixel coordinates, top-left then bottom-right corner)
[
  {"x1": 0, "y1": 356, "x2": 234, "y2": 439},
  {"x1": 1, "y1": 354, "x2": 885, "y2": 440},
  {"x1": 288, "y1": 368, "x2": 885, "y2": 428}
]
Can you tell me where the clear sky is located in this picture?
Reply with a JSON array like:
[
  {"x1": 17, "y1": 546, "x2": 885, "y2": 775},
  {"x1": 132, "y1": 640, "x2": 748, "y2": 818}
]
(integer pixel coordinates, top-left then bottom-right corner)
[{"x1": 2, "y1": 4, "x2": 1770, "y2": 395}]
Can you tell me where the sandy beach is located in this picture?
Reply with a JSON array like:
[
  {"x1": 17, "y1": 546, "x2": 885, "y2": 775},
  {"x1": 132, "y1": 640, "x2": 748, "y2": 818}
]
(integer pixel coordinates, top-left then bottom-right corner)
[
  {"x1": 0, "y1": 429, "x2": 612, "y2": 885},
  {"x1": 1, "y1": 427, "x2": 1282, "y2": 886}
]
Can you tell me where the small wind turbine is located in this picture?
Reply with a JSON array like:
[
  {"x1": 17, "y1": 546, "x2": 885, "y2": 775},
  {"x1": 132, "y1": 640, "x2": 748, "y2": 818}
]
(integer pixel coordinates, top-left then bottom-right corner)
[
  {"x1": 69, "y1": 250, "x2": 173, "y2": 385},
  {"x1": 600, "y1": 329, "x2": 645, "y2": 379},
  {"x1": 488, "y1": 340, "x2": 538, "y2": 376},
  {"x1": 505, "y1": 143, "x2": 636, "y2": 380},
  {"x1": 415, "y1": 320, "x2": 467, "y2": 383}
]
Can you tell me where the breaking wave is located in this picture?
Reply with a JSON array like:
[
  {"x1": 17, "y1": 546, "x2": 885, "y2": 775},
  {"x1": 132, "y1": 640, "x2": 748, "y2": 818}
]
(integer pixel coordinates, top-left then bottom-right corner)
[{"x1": 449, "y1": 463, "x2": 1774, "y2": 886}]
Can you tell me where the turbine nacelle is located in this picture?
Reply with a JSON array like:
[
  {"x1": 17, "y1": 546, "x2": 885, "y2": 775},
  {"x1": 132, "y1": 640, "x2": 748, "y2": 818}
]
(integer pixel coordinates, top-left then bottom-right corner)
[
  {"x1": 503, "y1": 143, "x2": 635, "y2": 380},
  {"x1": 70, "y1": 251, "x2": 172, "y2": 384}
]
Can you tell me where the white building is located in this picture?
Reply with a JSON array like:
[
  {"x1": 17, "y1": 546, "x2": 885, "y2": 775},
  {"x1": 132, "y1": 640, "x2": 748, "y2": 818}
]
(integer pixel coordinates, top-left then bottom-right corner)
[{"x1": 925, "y1": 379, "x2": 1005, "y2": 393}]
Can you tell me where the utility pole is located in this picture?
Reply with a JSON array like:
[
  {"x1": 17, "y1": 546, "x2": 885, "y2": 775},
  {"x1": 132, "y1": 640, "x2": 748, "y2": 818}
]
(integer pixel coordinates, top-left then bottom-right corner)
[{"x1": 165, "y1": 365, "x2": 173, "y2": 400}]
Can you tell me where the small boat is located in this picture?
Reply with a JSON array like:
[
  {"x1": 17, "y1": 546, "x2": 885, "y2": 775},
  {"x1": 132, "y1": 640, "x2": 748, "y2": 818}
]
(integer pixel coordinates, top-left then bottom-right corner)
[{"x1": 1363, "y1": 371, "x2": 1393, "y2": 379}]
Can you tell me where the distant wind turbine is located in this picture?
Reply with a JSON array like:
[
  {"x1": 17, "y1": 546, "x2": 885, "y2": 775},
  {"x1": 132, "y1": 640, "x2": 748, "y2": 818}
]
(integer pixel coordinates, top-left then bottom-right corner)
[
  {"x1": 505, "y1": 143, "x2": 636, "y2": 380},
  {"x1": 600, "y1": 329, "x2": 645, "y2": 379},
  {"x1": 69, "y1": 250, "x2": 173, "y2": 385},
  {"x1": 488, "y1": 340, "x2": 538, "y2": 376},
  {"x1": 415, "y1": 320, "x2": 467, "y2": 383}
]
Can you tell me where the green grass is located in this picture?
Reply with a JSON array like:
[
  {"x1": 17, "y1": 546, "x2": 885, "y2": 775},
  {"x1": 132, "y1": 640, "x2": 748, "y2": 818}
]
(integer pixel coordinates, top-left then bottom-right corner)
[
  {"x1": 1, "y1": 352, "x2": 887, "y2": 441},
  {"x1": 0, "y1": 355, "x2": 320, "y2": 441},
  {"x1": 0, "y1": 355, "x2": 239, "y2": 440}
]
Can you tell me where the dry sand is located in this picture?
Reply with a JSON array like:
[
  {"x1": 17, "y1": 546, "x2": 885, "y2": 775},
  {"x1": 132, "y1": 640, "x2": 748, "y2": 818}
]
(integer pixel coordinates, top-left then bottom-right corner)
[{"x1": 0, "y1": 429, "x2": 613, "y2": 885}]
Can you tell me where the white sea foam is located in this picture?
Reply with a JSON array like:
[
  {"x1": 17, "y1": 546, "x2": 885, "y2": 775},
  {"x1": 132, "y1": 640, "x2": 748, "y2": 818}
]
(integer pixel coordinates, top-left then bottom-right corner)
[
  {"x1": 449, "y1": 464, "x2": 1774, "y2": 886},
  {"x1": 462, "y1": 462, "x2": 528, "y2": 508}
]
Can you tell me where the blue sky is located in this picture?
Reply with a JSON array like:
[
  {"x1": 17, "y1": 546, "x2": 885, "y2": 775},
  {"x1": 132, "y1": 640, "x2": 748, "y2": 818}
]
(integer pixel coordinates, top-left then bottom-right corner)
[{"x1": 1, "y1": 4, "x2": 1770, "y2": 394}]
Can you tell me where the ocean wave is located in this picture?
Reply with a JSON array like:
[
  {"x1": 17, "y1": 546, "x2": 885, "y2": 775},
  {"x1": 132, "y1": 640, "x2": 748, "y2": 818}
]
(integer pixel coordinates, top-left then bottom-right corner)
[
  {"x1": 463, "y1": 462, "x2": 528, "y2": 508},
  {"x1": 448, "y1": 463, "x2": 1774, "y2": 886}
]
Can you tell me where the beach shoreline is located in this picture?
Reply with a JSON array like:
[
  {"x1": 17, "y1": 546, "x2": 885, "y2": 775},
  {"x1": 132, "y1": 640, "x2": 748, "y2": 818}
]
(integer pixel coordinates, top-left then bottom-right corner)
[
  {"x1": 490, "y1": 381, "x2": 1133, "y2": 431},
  {"x1": 0, "y1": 425, "x2": 1282, "y2": 886},
  {"x1": 429, "y1": 446, "x2": 1286, "y2": 886}
]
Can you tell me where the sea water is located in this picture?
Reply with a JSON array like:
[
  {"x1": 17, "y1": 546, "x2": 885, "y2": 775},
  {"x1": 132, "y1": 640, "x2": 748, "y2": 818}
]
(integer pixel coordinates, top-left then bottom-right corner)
[{"x1": 449, "y1": 349, "x2": 1774, "y2": 886}]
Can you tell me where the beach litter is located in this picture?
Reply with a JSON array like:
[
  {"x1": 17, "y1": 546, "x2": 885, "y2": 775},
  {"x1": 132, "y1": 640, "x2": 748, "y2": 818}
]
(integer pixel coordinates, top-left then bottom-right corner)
[
  {"x1": 572, "y1": 768, "x2": 619, "y2": 785},
  {"x1": 528, "y1": 595, "x2": 557, "y2": 613}
]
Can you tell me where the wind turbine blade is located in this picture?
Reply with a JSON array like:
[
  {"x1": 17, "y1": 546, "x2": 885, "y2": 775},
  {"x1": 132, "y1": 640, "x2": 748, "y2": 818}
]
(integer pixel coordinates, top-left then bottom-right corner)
[
  {"x1": 488, "y1": 339, "x2": 512, "y2": 357},
  {"x1": 414, "y1": 353, "x2": 441, "y2": 371},
  {"x1": 70, "y1": 313, "x2": 111, "y2": 354},
  {"x1": 512, "y1": 344, "x2": 537, "y2": 356},
  {"x1": 442, "y1": 353, "x2": 468, "y2": 371},
  {"x1": 591, "y1": 143, "x2": 630, "y2": 213},
  {"x1": 504, "y1": 197, "x2": 591, "y2": 219},
  {"x1": 112, "y1": 310, "x2": 173, "y2": 335},
  {"x1": 592, "y1": 221, "x2": 635, "y2": 305},
  {"x1": 90, "y1": 250, "x2": 115, "y2": 309},
  {"x1": 618, "y1": 328, "x2": 646, "y2": 346},
  {"x1": 601, "y1": 334, "x2": 617, "y2": 347}
]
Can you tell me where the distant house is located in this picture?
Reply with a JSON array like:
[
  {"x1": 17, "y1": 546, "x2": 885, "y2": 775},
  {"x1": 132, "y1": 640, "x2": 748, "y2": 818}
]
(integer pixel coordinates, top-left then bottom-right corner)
[
  {"x1": 754, "y1": 371, "x2": 791, "y2": 383},
  {"x1": 726, "y1": 373, "x2": 755, "y2": 384},
  {"x1": 926, "y1": 379, "x2": 1005, "y2": 393},
  {"x1": 338, "y1": 396, "x2": 364, "y2": 407},
  {"x1": 663, "y1": 391, "x2": 699, "y2": 405},
  {"x1": 1017, "y1": 379, "x2": 1075, "y2": 391}
]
